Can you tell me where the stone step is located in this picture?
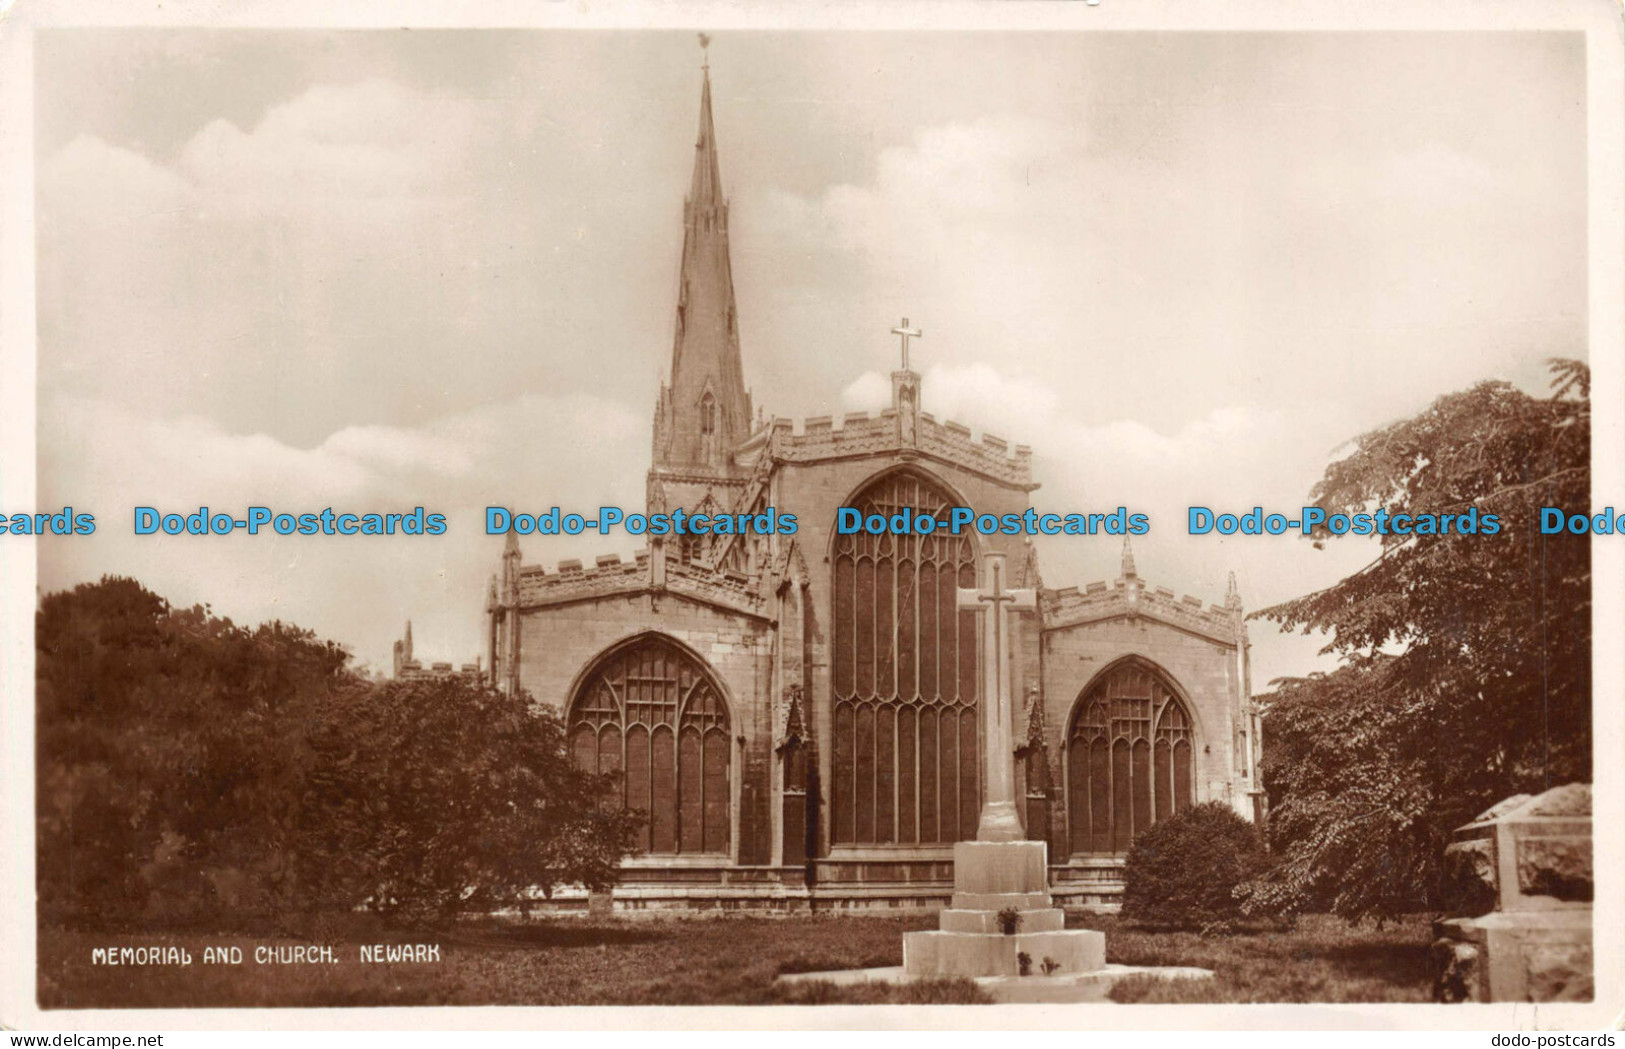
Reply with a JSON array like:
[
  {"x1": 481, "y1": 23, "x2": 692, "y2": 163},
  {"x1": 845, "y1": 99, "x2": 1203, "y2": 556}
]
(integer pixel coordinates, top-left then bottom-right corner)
[
  {"x1": 902, "y1": 928, "x2": 1107, "y2": 979},
  {"x1": 939, "y1": 907, "x2": 1066, "y2": 934},
  {"x1": 951, "y1": 891, "x2": 1052, "y2": 911}
]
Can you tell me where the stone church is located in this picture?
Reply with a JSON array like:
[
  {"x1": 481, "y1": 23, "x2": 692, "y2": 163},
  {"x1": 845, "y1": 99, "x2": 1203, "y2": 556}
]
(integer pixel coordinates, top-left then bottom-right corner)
[{"x1": 482, "y1": 67, "x2": 1264, "y2": 910}]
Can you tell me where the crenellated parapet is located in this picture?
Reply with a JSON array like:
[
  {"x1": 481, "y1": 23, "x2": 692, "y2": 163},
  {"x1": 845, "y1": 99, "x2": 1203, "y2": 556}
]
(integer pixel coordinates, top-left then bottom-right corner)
[
  {"x1": 766, "y1": 410, "x2": 1034, "y2": 489},
  {"x1": 1041, "y1": 574, "x2": 1243, "y2": 647},
  {"x1": 513, "y1": 551, "x2": 649, "y2": 607},
  {"x1": 507, "y1": 545, "x2": 769, "y2": 620}
]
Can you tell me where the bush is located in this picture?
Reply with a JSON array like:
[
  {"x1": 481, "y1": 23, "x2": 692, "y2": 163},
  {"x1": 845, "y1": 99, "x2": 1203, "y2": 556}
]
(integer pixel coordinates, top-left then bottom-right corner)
[{"x1": 1121, "y1": 802, "x2": 1266, "y2": 930}]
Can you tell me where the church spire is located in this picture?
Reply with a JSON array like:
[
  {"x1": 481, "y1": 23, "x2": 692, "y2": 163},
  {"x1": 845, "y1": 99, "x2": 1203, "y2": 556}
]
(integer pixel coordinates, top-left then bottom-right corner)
[
  {"x1": 654, "y1": 55, "x2": 751, "y2": 472},
  {"x1": 690, "y1": 63, "x2": 724, "y2": 213},
  {"x1": 1121, "y1": 536, "x2": 1138, "y2": 579}
]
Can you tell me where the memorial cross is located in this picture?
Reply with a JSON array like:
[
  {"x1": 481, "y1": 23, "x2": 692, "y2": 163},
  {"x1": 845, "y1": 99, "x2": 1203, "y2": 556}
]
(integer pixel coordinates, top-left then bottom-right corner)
[{"x1": 957, "y1": 550, "x2": 1037, "y2": 842}]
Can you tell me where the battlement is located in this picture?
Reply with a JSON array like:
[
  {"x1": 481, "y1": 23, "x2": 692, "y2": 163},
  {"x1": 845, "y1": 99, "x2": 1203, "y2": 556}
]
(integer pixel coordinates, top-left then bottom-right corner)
[
  {"x1": 510, "y1": 545, "x2": 766, "y2": 617},
  {"x1": 1042, "y1": 575, "x2": 1242, "y2": 645},
  {"x1": 766, "y1": 410, "x2": 1033, "y2": 488},
  {"x1": 515, "y1": 549, "x2": 650, "y2": 606}
]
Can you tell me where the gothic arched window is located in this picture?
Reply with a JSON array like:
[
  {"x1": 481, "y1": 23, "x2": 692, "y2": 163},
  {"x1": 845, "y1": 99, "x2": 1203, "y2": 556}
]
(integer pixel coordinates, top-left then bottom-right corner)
[
  {"x1": 568, "y1": 635, "x2": 730, "y2": 855},
  {"x1": 700, "y1": 391, "x2": 717, "y2": 436},
  {"x1": 1065, "y1": 662, "x2": 1194, "y2": 855},
  {"x1": 831, "y1": 471, "x2": 979, "y2": 846}
]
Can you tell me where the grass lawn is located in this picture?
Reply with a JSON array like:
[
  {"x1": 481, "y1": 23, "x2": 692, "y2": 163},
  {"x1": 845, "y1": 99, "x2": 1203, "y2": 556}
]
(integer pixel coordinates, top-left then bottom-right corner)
[
  {"x1": 38, "y1": 911, "x2": 1433, "y2": 1009},
  {"x1": 1072, "y1": 913, "x2": 1435, "y2": 1004}
]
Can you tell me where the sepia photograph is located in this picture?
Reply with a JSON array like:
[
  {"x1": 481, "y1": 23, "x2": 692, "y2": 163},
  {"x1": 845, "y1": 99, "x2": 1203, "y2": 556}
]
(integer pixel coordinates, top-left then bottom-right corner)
[{"x1": 2, "y1": 0, "x2": 1620, "y2": 1033}]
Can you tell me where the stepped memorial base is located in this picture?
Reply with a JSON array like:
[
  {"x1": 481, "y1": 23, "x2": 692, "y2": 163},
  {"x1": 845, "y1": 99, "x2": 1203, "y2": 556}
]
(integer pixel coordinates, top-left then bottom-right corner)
[
  {"x1": 777, "y1": 839, "x2": 1211, "y2": 1002},
  {"x1": 903, "y1": 841, "x2": 1105, "y2": 978}
]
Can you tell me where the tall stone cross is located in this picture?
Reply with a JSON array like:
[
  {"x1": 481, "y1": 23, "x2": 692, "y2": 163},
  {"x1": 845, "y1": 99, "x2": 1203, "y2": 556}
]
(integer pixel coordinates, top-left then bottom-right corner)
[
  {"x1": 891, "y1": 317, "x2": 922, "y2": 372},
  {"x1": 958, "y1": 550, "x2": 1036, "y2": 842}
]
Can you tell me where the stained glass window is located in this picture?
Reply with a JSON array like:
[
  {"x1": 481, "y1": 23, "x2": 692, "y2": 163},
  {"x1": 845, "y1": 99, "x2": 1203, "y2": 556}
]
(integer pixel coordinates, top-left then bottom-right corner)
[
  {"x1": 831, "y1": 471, "x2": 979, "y2": 845},
  {"x1": 1065, "y1": 662, "x2": 1193, "y2": 855},
  {"x1": 568, "y1": 635, "x2": 730, "y2": 855}
]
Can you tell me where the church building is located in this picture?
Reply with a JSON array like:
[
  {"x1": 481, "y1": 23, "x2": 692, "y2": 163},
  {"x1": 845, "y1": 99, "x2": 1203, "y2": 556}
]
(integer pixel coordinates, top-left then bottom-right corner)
[{"x1": 483, "y1": 67, "x2": 1264, "y2": 911}]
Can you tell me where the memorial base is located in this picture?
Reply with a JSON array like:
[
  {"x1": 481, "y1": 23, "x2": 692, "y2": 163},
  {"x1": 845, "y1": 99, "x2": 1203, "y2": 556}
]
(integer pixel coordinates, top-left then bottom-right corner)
[
  {"x1": 776, "y1": 839, "x2": 1210, "y2": 1002},
  {"x1": 901, "y1": 841, "x2": 1104, "y2": 978}
]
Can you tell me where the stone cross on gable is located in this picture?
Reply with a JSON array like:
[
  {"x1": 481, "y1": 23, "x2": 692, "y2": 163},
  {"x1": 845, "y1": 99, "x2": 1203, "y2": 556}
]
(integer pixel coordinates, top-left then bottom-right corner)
[
  {"x1": 891, "y1": 317, "x2": 922, "y2": 372},
  {"x1": 958, "y1": 550, "x2": 1036, "y2": 842}
]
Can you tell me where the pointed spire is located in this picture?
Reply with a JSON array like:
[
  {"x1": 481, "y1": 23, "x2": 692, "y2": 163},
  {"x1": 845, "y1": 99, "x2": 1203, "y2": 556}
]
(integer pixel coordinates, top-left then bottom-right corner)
[
  {"x1": 1121, "y1": 536, "x2": 1138, "y2": 579},
  {"x1": 1022, "y1": 685, "x2": 1046, "y2": 752},
  {"x1": 503, "y1": 527, "x2": 521, "y2": 559},
  {"x1": 656, "y1": 58, "x2": 750, "y2": 472},
  {"x1": 690, "y1": 64, "x2": 724, "y2": 209},
  {"x1": 404, "y1": 619, "x2": 413, "y2": 653},
  {"x1": 1226, "y1": 570, "x2": 1242, "y2": 609}
]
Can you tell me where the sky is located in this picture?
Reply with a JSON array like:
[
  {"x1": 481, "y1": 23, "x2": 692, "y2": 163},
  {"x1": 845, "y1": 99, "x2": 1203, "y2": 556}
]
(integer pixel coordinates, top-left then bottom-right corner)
[{"x1": 32, "y1": 28, "x2": 1587, "y2": 685}]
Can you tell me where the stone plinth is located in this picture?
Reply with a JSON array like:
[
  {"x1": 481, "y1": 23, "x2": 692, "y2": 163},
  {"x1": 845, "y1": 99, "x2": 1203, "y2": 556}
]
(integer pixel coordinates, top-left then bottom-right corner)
[
  {"x1": 902, "y1": 840, "x2": 1107, "y2": 979},
  {"x1": 951, "y1": 840, "x2": 1048, "y2": 893},
  {"x1": 1432, "y1": 783, "x2": 1593, "y2": 1003}
]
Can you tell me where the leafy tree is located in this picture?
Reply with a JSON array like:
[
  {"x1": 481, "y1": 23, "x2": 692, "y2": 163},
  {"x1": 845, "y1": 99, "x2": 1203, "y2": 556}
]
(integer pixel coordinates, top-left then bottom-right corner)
[
  {"x1": 1121, "y1": 802, "x2": 1267, "y2": 930},
  {"x1": 37, "y1": 576, "x2": 640, "y2": 931},
  {"x1": 306, "y1": 675, "x2": 645, "y2": 921},
  {"x1": 1246, "y1": 360, "x2": 1590, "y2": 921},
  {"x1": 36, "y1": 576, "x2": 348, "y2": 929}
]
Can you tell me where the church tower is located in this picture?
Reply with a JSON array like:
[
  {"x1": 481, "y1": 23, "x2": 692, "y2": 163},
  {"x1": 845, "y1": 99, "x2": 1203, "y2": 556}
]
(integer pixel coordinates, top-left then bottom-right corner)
[{"x1": 651, "y1": 62, "x2": 752, "y2": 483}]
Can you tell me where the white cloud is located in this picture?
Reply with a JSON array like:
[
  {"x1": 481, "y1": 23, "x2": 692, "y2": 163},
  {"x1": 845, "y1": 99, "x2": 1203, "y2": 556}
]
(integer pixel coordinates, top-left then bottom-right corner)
[{"x1": 38, "y1": 390, "x2": 647, "y2": 674}]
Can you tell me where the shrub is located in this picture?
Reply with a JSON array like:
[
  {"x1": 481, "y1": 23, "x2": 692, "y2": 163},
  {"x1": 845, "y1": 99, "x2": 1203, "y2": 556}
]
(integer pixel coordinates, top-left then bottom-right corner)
[{"x1": 1121, "y1": 802, "x2": 1267, "y2": 930}]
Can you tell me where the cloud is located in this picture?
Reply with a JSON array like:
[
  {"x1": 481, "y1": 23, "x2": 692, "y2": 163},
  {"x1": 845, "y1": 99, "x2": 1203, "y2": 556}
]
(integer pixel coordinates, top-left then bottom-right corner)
[
  {"x1": 743, "y1": 107, "x2": 1580, "y2": 441},
  {"x1": 36, "y1": 75, "x2": 684, "y2": 447},
  {"x1": 175, "y1": 80, "x2": 489, "y2": 214},
  {"x1": 38, "y1": 390, "x2": 647, "y2": 675}
]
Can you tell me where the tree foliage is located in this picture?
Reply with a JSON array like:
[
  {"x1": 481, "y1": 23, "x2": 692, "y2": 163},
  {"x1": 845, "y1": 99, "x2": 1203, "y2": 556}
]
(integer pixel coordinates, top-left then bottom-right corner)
[
  {"x1": 1247, "y1": 360, "x2": 1590, "y2": 920},
  {"x1": 36, "y1": 576, "x2": 639, "y2": 932},
  {"x1": 1122, "y1": 802, "x2": 1268, "y2": 930},
  {"x1": 36, "y1": 577, "x2": 348, "y2": 929},
  {"x1": 307, "y1": 675, "x2": 643, "y2": 922}
]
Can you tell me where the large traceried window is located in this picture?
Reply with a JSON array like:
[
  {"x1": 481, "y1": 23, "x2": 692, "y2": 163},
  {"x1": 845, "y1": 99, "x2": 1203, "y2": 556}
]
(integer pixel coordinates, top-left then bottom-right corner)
[
  {"x1": 1066, "y1": 662, "x2": 1194, "y2": 855},
  {"x1": 831, "y1": 471, "x2": 980, "y2": 846},
  {"x1": 568, "y1": 635, "x2": 730, "y2": 855}
]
